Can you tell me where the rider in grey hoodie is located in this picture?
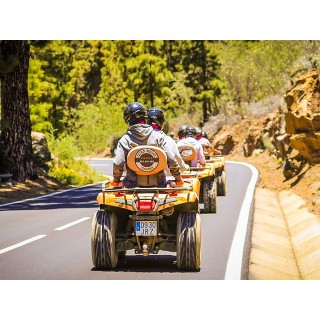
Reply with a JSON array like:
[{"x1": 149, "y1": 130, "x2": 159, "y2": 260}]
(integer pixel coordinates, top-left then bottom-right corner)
[{"x1": 113, "y1": 102, "x2": 183, "y2": 188}]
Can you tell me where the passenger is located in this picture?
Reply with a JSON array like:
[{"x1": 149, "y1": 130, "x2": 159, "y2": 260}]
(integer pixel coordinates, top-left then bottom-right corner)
[
  {"x1": 112, "y1": 102, "x2": 184, "y2": 188},
  {"x1": 198, "y1": 129, "x2": 221, "y2": 157},
  {"x1": 147, "y1": 107, "x2": 189, "y2": 172},
  {"x1": 195, "y1": 127, "x2": 202, "y2": 140},
  {"x1": 176, "y1": 126, "x2": 206, "y2": 167}
]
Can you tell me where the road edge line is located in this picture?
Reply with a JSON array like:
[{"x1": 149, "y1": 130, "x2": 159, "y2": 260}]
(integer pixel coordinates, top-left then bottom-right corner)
[{"x1": 224, "y1": 161, "x2": 259, "y2": 280}]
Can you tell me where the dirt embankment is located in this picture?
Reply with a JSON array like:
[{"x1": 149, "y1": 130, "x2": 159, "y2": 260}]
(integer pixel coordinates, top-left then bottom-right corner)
[{"x1": 215, "y1": 117, "x2": 320, "y2": 216}]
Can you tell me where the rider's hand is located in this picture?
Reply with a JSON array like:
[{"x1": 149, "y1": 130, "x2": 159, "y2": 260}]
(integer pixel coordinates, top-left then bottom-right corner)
[
  {"x1": 176, "y1": 179, "x2": 184, "y2": 187},
  {"x1": 111, "y1": 180, "x2": 122, "y2": 187},
  {"x1": 169, "y1": 181, "x2": 177, "y2": 188}
]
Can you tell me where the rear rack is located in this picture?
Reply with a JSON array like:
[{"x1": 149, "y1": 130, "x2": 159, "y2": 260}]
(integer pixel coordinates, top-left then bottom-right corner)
[
  {"x1": 187, "y1": 167, "x2": 210, "y2": 171},
  {"x1": 102, "y1": 186, "x2": 191, "y2": 193}
]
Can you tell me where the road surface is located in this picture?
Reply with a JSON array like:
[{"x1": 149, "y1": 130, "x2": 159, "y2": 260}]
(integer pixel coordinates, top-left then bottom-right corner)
[{"x1": 0, "y1": 160, "x2": 256, "y2": 279}]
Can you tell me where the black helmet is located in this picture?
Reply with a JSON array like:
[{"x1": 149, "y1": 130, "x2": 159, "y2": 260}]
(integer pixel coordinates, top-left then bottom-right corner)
[
  {"x1": 123, "y1": 102, "x2": 147, "y2": 126},
  {"x1": 178, "y1": 125, "x2": 187, "y2": 138},
  {"x1": 147, "y1": 107, "x2": 165, "y2": 127},
  {"x1": 185, "y1": 126, "x2": 196, "y2": 137},
  {"x1": 195, "y1": 127, "x2": 202, "y2": 136},
  {"x1": 201, "y1": 130, "x2": 208, "y2": 139}
]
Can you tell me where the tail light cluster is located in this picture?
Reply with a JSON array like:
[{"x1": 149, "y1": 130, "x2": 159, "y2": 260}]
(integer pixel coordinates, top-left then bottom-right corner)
[{"x1": 136, "y1": 200, "x2": 155, "y2": 211}]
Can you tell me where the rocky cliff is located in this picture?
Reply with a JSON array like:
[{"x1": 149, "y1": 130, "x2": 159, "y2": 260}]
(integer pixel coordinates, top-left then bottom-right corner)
[{"x1": 284, "y1": 70, "x2": 320, "y2": 164}]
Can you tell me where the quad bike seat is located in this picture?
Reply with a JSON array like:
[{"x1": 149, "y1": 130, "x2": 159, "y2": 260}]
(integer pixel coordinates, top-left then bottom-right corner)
[{"x1": 126, "y1": 146, "x2": 167, "y2": 187}]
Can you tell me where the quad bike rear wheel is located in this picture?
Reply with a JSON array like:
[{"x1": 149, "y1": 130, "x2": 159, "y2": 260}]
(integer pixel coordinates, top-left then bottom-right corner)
[
  {"x1": 216, "y1": 170, "x2": 226, "y2": 196},
  {"x1": 91, "y1": 210, "x2": 118, "y2": 269},
  {"x1": 176, "y1": 212, "x2": 201, "y2": 271},
  {"x1": 118, "y1": 251, "x2": 126, "y2": 259},
  {"x1": 203, "y1": 180, "x2": 217, "y2": 213}
]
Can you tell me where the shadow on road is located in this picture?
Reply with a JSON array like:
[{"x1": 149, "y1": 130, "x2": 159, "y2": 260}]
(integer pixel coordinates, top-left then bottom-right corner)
[
  {"x1": 91, "y1": 254, "x2": 200, "y2": 273},
  {"x1": 0, "y1": 185, "x2": 101, "y2": 211}
]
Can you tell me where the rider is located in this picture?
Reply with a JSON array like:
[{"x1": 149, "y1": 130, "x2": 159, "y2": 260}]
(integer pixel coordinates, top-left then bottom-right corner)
[
  {"x1": 176, "y1": 125, "x2": 206, "y2": 167},
  {"x1": 177, "y1": 125, "x2": 188, "y2": 140},
  {"x1": 112, "y1": 102, "x2": 184, "y2": 188},
  {"x1": 196, "y1": 128, "x2": 221, "y2": 157},
  {"x1": 147, "y1": 107, "x2": 189, "y2": 172}
]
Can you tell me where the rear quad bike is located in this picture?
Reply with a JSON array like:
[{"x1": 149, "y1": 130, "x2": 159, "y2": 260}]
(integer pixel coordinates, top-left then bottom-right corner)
[
  {"x1": 91, "y1": 146, "x2": 201, "y2": 271},
  {"x1": 205, "y1": 155, "x2": 227, "y2": 196},
  {"x1": 178, "y1": 144, "x2": 218, "y2": 213}
]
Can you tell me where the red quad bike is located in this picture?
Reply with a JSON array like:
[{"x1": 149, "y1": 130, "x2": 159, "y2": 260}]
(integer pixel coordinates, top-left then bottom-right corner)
[
  {"x1": 178, "y1": 144, "x2": 223, "y2": 213},
  {"x1": 91, "y1": 146, "x2": 201, "y2": 271}
]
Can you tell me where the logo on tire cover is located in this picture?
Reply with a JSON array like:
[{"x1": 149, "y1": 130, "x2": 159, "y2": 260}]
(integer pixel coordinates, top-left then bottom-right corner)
[{"x1": 135, "y1": 148, "x2": 159, "y2": 172}]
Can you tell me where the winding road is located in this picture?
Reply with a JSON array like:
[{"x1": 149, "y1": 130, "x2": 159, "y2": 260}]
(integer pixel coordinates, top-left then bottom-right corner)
[{"x1": 0, "y1": 160, "x2": 257, "y2": 280}]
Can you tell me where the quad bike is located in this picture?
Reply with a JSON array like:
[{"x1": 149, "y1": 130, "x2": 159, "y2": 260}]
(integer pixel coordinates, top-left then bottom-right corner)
[
  {"x1": 178, "y1": 144, "x2": 218, "y2": 213},
  {"x1": 205, "y1": 155, "x2": 227, "y2": 197},
  {"x1": 91, "y1": 146, "x2": 201, "y2": 271}
]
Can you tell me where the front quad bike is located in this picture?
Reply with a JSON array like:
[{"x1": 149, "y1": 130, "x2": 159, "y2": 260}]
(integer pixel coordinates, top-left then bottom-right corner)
[
  {"x1": 91, "y1": 146, "x2": 201, "y2": 271},
  {"x1": 178, "y1": 144, "x2": 217, "y2": 213}
]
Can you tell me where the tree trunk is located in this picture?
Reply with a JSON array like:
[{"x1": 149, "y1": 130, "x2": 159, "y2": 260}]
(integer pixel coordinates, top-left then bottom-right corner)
[{"x1": 0, "y1": 40, "x2": 36, "y2": 182}]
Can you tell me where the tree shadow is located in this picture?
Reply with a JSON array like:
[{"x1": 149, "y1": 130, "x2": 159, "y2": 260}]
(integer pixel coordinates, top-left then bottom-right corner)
[
  {"x1": 0, "y1": 184, "x2": 101, "y2": 211},
  {"x1": 91, "y1": 254, "x2": 200, "y2": 273}
]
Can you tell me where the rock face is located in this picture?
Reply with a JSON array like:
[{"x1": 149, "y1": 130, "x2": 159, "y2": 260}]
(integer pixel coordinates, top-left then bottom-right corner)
[
  {"x1": 31, "y1": 131, "x2": 52, "y2": 166},
  {"x1": 284, "y1": 70, "x2": 320, "y2": 164}
]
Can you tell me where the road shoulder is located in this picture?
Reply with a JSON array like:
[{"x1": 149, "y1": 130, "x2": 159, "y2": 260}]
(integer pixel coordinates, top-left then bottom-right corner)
[{"x1": 249, "y1": 187, "x2": 320, "y2": 280}]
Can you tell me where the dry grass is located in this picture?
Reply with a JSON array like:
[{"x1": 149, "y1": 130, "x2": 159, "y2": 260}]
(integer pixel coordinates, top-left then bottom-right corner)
[{"x1": 0, "y1": 175, "x2": 70, "y2": 204}]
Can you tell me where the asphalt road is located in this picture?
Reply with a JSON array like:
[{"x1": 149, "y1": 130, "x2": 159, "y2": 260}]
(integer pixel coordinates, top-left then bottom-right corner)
[{"x1": 0, "y1": 160, "x2": 254, "y2": 280}]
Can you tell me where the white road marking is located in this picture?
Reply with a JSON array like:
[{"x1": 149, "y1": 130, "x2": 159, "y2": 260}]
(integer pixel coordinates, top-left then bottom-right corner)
[
  {"x1": 224, "y1": 161, "x2": 259, "y2": 280},
  {"x1": 0, "y1": 235, "x2": 47, "y2": 255},
  {"x1": 54, "y1": 217, "x2": 90, "y2": 231}
]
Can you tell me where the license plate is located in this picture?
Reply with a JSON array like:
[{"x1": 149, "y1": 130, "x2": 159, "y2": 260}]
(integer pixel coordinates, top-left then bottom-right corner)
[{"x1": 135, "y1": 221, "x2": 157, "y2": 236}]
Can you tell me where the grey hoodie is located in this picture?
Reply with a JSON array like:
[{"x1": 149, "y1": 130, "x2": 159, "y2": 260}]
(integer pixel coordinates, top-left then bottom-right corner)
[{"x1": 113, "y1": 124, "x2": 182, "y2": 186}]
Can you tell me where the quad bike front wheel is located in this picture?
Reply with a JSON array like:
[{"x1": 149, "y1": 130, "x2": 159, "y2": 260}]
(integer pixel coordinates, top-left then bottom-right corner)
[
  {"x1": 91, "y1": 210, "x2": 118, "y2": 269},
  {"x1": 176, "y1": 212, "x2": 201, "y2": 271},
  {"x1": 203, "y1": 180, "x2": 217, "y2": 213},
  {"x1": 216, "y1": 170, "x2": 227, "y2": 196}
]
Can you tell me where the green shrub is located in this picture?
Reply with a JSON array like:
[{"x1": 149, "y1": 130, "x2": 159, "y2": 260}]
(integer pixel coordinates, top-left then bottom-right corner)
[
  {"x1": 48, "y1": 160, "x2": 105, "y2": 186},
  {"x1": 47, "y1": 131, "x2": 105, "y2": 186}
]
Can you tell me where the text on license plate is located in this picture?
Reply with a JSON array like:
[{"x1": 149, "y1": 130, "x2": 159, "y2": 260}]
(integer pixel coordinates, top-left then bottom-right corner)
[{"x1": 135, "y1": 221, "x2": 157, "y2": 236}]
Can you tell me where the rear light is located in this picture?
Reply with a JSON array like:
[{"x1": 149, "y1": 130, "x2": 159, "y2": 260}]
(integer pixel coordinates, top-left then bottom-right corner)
[{"x1": 136, "y1": 200, "x2": 155, "y2": 211}]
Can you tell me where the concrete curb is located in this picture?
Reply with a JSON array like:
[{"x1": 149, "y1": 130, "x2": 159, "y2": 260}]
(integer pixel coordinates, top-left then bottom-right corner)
[{"x1": 249, "y1": 188, "x2": 320, "y2": 280}]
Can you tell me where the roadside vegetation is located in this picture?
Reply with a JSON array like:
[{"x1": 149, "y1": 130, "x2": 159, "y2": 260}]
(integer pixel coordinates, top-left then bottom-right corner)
[{"x1": 46, "y1": 131, "x2": 105, "y2": 185}]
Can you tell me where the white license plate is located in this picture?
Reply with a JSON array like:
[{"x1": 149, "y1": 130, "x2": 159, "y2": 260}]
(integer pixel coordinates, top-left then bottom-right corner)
[{"x1": 135, "y1": 221, "x2": 157, "y2": 236}]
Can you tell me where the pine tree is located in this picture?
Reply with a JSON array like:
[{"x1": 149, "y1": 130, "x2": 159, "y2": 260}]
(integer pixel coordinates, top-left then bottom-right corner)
[{"x1": 0, "y1": 40, "x2": 37, "y2": 181}]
